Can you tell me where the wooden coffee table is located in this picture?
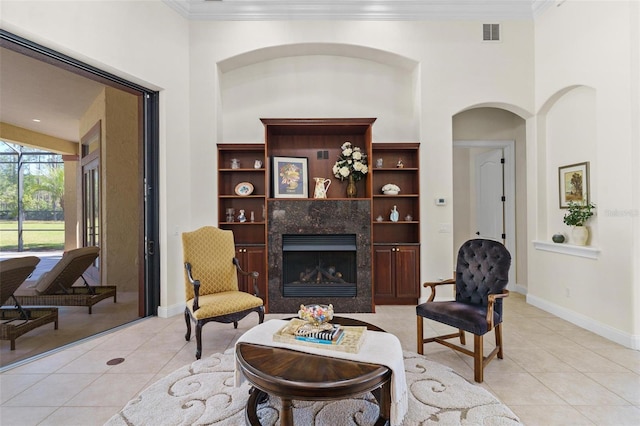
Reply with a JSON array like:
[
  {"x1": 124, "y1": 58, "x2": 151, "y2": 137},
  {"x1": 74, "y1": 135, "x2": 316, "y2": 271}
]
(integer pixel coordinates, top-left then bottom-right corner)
[{"x1": 235, "y1": 317, "x2": 392, "y2": 426}]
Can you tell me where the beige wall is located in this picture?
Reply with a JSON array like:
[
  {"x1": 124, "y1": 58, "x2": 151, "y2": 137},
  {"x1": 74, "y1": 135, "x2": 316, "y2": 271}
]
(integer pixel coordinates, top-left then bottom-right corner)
[
  {"x1": 62, "y1": 156, "x2": 78, "y2": 251},
  {"x1": 80, "y1": 87, "x2": 141, "y2": 292}
]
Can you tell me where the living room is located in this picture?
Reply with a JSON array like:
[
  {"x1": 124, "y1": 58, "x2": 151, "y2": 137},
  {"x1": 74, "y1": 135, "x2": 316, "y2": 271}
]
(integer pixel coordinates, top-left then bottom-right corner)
[{"x1": 0, "y1": 0, "x2": 638, "y2": 424}]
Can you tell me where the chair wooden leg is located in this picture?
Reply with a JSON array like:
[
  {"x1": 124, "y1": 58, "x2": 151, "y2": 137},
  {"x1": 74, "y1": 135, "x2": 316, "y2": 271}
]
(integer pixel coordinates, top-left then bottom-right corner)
[
  {"x1": 184, "y1": 310, "x2": 191, "y2": 341},
  {"x1": 195, "y1": 321, "x2": 203, "y2": 360},
  {"x1": 474, "y1": 334, "x2": 483, "y2": 383},
  {"x1": 495, "y1": 323, "x2": 504, "y2": 359},
  {"x1": 416, "y1": 316, "x2": 424, "y2": 354},
  {"x1": 459, "y1": 329, "x2": 466, "y2": 345}
]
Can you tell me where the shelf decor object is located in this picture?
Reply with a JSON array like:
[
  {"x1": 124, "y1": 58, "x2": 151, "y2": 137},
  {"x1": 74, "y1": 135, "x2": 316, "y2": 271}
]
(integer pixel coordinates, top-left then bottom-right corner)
[
  {"x1": 234, "y1": 182, "x2": 254, "y2": 196},
  {"x1": 382, "y1": 183, "x2": 400, "y2": 195},
  {"x1": 272, "y1": 156, "x2": 309, "y2": 198},
  {"x1": 332, "y1": 141, "x2": 368, "y2": 198}
]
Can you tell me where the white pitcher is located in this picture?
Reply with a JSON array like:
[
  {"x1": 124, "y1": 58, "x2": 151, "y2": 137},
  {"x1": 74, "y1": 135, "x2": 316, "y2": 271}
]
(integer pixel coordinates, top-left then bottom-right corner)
[{"x1": 313, "y1": 177, "x2": 331, "y2": 199}]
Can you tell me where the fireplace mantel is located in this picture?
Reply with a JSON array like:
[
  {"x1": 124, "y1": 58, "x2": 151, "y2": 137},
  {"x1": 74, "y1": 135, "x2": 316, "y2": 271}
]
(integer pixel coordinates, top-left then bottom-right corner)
[{"x1": 267, "y1": 199, "x2": 373, "y2": 313}]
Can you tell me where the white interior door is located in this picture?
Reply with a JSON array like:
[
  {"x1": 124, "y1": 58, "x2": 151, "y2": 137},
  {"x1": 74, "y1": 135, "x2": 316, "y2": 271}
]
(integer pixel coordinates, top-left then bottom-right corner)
[{"x1": 475, "y1": 148, "x2": 505, "y2": 243}]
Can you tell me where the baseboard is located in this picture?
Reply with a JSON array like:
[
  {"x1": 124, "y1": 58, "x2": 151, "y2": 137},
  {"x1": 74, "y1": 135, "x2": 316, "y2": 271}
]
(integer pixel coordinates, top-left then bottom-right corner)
[
  {"x1": 509, "y1": 282, "x2": 527, "y2": 295},
  {"x1": 527, "y1": 294, "x2": 639, "y2": 350},
  {"x1": 157, "y1": 302, "x2": 185, "y2": 318}
]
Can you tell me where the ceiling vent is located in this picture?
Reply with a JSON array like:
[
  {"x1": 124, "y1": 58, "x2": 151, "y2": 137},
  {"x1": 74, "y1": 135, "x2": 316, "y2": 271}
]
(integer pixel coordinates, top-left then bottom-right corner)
[{"x1": 483, "y1": 24, "x2": 500, "y2": 41}]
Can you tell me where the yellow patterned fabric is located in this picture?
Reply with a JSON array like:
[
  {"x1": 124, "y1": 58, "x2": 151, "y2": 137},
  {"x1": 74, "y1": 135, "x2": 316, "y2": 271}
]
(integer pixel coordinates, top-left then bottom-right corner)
[
  {"x1": 182, "y1": 226, "x2": 240, "y2": 300},
  {"x1": 186, "y1": 291, "x2": 263, "y2": 319}
]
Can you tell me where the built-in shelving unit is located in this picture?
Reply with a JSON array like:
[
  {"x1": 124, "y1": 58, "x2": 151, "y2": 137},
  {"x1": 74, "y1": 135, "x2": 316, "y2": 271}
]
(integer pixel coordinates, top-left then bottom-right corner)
[
  {"x1": 217, "y1": 121, "x2": 421, "y2": 309},
  {"x1": 371, "y1": 143, "x2": 420, "y2": 305},
  {"x1": 217, "y1": 144, "x2": 267, "y2": 300}
]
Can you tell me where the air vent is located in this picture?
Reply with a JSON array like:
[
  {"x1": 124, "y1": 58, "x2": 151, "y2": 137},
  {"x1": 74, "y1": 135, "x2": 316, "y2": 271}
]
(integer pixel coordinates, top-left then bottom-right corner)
[{"x1": 483, "y1": 24, "x2": 500, "y2": 41}]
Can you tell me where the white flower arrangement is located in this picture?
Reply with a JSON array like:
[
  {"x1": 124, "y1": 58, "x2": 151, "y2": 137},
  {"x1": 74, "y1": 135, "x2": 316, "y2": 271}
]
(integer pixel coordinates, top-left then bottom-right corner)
[
  {"x1": 382, "y1": 183, "x2": 400, "y2": 194},
  {"x1": 332, "y1": 141, "x2": 368, "y2": 181}
]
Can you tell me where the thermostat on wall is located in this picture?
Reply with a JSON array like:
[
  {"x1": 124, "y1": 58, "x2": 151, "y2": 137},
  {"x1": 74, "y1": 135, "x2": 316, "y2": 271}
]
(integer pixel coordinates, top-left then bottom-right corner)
[{"x1": 435, "y1": 198, "x2": 446, "y2": 206}]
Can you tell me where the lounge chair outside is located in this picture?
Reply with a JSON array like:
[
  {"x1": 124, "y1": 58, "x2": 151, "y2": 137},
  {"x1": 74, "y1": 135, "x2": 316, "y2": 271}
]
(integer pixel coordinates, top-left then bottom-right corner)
[
  {"x1": 13, "y1": 247, "x2": 117, "y2": 314},
  {"x1": 1, "y1": 256, "x2": 59, "y2": 350}
]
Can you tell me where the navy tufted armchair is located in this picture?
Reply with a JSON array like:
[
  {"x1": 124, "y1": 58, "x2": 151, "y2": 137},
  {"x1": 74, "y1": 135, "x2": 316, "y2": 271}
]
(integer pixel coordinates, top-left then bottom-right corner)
[{"x1": 416, "y1": 239, "x2": 511, "y2": 382}]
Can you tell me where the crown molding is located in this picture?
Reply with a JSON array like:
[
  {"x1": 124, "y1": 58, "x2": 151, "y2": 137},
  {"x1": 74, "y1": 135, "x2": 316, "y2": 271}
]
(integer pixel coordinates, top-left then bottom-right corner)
[{"x1": 162, "y1": 0, "x2": 542, "y2": 21}]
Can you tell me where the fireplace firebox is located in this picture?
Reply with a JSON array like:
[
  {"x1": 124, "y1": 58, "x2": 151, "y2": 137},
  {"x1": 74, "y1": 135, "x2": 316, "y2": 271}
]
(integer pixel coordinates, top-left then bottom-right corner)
[{"x1": 282, "y1": 234, "x2": 357, "y2": 297}]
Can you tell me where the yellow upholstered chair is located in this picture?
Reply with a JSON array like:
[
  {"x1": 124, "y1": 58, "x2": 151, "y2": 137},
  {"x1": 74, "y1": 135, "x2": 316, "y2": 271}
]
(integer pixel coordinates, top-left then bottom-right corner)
[{"x1": 182, "y1": 226, "x2": 264, "y2": 359}]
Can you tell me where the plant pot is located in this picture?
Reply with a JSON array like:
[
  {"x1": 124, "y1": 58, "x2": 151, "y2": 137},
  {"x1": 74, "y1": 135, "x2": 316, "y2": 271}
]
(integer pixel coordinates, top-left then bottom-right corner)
[{"x1": 571, "y1": 226, "x2": 589, "y2": 246}]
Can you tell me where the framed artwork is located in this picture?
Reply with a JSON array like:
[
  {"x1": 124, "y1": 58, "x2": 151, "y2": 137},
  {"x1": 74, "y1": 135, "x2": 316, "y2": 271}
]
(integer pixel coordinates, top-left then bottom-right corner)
[
  {"x1": 558, "y1": 161, "x2": 590, "y2": 208},
  {"x1": 272, "y1": 156, "x2": 308, "y2": 198}
]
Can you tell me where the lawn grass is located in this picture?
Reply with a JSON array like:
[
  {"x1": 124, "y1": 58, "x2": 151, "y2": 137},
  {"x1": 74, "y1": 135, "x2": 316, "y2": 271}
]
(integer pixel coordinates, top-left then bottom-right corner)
[{"x1": 0, "y1": 220, "x2": 64, "y2": 251}]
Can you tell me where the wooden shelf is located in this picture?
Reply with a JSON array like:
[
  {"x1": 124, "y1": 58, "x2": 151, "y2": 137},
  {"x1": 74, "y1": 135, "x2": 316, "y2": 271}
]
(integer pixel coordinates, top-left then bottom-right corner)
[{"x1": 371, "y1": 142, "x2": 420, "y2": 304}]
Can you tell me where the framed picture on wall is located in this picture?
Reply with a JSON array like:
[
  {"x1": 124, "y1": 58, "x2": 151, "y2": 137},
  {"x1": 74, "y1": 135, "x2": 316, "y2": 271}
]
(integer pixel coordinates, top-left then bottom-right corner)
[
  {"x1": 558, "y1": 161, "x2": 590, "y2": 208},
  {"x1": 272, "y1": 156, "x2": 309, "y2": 198}
]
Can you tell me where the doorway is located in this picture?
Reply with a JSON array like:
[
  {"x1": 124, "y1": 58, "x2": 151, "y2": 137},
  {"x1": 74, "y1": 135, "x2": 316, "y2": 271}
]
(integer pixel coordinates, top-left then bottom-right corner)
[
  {"x1": 453, "y1": 140, "x2": 516, "y2": 288},
  {"x1": 0, "y1": 30, "x2": 159, "y2": 367}
]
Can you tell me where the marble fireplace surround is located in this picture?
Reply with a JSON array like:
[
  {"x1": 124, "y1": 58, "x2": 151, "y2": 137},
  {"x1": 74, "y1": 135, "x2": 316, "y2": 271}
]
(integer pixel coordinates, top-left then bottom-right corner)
[{"x1": 267, "y1": 199, "x2": 373, "y2": 313}]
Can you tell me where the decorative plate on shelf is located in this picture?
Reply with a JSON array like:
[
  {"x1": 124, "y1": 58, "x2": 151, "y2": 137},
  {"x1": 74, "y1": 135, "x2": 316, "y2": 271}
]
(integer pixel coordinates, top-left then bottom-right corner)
[{"x1": 235, "y1": 182, "x2": 254, "y2": 196}]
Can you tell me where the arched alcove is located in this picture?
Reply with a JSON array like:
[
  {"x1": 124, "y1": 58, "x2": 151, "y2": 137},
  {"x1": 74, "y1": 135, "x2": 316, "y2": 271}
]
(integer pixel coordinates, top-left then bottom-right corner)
[
  {"x1": 537, "y1": 85, "x2": 597, "y2": 244},
  {"x1": 217, "y1": 43, "x2": 420, "y2": 142}
]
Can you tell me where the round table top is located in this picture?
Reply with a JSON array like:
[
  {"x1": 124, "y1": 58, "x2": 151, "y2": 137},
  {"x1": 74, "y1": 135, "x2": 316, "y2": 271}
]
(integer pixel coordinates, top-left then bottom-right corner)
[{"x1": 235, "y1": 316, "x2": 390, "y2": 399}]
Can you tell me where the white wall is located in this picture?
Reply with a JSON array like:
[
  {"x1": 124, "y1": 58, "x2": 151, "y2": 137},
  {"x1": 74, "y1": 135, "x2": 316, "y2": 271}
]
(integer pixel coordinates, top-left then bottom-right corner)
[
  {"x1": 530, "y1": 0, "x2": 639, "y2": 348},
  {"x1": 1, "y1": 0, "x2": 191, "y2": 313}
]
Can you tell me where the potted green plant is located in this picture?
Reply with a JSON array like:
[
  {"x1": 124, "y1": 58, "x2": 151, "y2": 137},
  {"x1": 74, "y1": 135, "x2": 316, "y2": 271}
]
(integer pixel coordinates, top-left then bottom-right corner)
[{"x1": 563, "y1": 201, "x2": 595, "y2": 245}]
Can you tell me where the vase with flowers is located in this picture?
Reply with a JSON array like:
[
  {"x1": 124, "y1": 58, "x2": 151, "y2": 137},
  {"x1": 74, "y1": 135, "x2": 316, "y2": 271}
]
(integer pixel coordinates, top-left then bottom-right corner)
[{"x1": 332, "y1": 141, "x2": 368, "y2": 198}]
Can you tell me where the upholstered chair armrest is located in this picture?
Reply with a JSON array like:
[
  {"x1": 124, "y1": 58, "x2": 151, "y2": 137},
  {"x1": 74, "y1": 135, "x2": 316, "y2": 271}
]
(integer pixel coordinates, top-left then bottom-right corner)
[
  {"x1": 422, "y1": 278, "x2": 456, "y2": 302},
  {"x1": 184, "y1": 262, "x2": 201, "y2": 311},
  {"x1": 486, "y1": 290, "x2": 509, "y2": 327},
  {"x1": 233, "y1": 258, "x2": 260, "y2": 297}
]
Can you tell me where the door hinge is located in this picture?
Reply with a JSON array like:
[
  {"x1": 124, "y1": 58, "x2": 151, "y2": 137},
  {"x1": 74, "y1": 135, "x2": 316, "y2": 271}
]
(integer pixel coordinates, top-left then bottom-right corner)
[
  {"x1": 147, "y1": 240, "x2": 155, "y2": 255},
  {"x1": 502, "y1": 233, "x2": 506, "y2": 239},
  {"x1": 501, "y1": 195, "x2": 506, "y2": 202},
  {"x1": 501, "y1": 158, "x2": 505, "y2": 164}
]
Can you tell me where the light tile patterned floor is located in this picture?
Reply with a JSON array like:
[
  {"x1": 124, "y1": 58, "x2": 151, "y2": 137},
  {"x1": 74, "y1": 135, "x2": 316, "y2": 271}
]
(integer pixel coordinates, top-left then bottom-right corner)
[{"x1": 1, "y1": 293, "x2": 639, "y2": 425}]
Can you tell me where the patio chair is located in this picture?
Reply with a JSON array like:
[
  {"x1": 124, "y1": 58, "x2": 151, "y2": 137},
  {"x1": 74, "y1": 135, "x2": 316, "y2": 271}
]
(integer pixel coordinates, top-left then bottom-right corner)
[
  {"x1": 13, "y1": 246, "x2": 117, "y2": 314},
  {"x1": 1, "y1": 256, "x2": 59, "y2": 350}
]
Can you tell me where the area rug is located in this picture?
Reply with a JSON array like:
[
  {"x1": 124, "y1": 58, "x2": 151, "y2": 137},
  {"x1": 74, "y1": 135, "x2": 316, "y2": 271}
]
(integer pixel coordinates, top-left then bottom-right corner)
[{"x1": 105, "y1": 349, "x2": 521, "y2": 425}]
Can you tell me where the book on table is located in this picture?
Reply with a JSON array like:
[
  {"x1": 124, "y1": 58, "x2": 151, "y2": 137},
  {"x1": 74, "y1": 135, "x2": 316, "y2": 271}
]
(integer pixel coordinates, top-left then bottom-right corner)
[
  {"x1": 295, "y1": 328, "x2": 345, "y2": 345},
  {"x1": 273, "y1": 318, "x2": 366, "y2": 353}
]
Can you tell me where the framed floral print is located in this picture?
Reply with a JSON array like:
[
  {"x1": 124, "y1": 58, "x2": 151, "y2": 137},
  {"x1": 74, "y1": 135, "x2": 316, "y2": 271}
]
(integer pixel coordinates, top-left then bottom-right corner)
[{"x1": 272, "y1": 156, "x2": 308, "y2": 198}]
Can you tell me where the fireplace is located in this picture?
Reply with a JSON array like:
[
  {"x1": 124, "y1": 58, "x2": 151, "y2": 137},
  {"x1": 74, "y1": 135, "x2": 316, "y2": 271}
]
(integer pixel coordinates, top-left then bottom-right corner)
[
  {"x1": 267, "y1": 199, "x2": 372, "y2": 313},
  {"x1": 282, "y1": 234, "x2": 357, "y2": 297}
]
